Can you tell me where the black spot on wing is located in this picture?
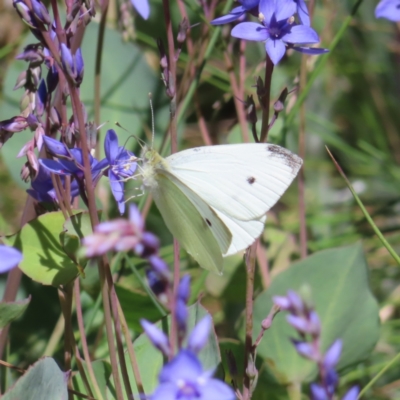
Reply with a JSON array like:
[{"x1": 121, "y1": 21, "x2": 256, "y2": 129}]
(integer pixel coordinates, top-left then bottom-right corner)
[
  {"x1": 266, "y1": 144, "x2": 302, "y2": 173},
  {"x1": 247, "y1": 176, "x2": 256, "y2": 184},
  {"x1": 205, "y1": 218, "x2": 212, "y2": 227}
]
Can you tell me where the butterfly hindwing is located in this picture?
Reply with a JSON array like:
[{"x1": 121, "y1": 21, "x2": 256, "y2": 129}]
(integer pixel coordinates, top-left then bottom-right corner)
[{"x1": 150, "y1": 169, "x2": 232, "y2": 274}]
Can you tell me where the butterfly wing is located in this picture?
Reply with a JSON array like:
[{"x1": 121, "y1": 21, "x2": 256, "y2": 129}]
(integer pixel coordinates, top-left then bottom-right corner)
[
  {"x1": 214, "y1": 211, "x2": 267, "y2": 255},
  {"x1": 149, "y1": 169, "x2": 232, "y2": 274},
  {"x1": 166, "y1": 143, "x2": 302, "y2": 221}
]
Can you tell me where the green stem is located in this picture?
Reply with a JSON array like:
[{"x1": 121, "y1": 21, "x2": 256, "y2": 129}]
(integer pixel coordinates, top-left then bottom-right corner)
[{"x1": 326, "y1": 147, "x2": 400, "y2": 265}]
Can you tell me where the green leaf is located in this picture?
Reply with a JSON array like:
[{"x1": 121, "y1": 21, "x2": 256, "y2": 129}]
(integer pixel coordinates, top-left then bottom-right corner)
[
  {"x1": 130, "y1": 302, "x2": 221, "y2": 395},
  {"x1": 2, "y1": 357, "x2": 68, "y2": 400},
  {"x1": 60, "y1": 210, "x2": 100, "y2": 267},
  {"x1": 0, "y1": 296, "x2": 30, "y2": 328},
  {"x1": 252, "y1": 242, "x2": 379, "y2": 384},
  {"x1": 115, "y1": 283, "x2": 164, "y2": 332},
  {"x1": 7, "y1": 211, "x2": 81, "y2": 286}
]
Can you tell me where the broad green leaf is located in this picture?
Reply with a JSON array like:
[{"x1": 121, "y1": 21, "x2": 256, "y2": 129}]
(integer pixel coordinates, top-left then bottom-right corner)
[
  {"x1": 115, "y1": 283, "x2": 164, "y2": 332},
  {"x1": 7, "y1": 211, "x2": 81, "y2": 286},
  {"x1": 252, "y1": 242, "x2": 379, "y2": 384},
  {"x1": 0, "y1": 296, "x2": 30, "y2": 328},
  {"x1": 60, "y1": 211, "x2": 101, "y2": 266},
  {"x1": 130, "y1": 302, "x2": 221, "y2": 395},
  {"x1": 2, "y1": 357, "x2": 68, "y2": 400}
]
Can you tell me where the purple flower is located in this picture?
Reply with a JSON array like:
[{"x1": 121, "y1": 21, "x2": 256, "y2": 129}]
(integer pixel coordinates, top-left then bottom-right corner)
[
  {"x1": 104, "y1": 129, "x2": 137, "y2": 214},
  {"x1": 131, "y1": 0, "x2": 150, "y2": 19},
  {"x1": 0, "y1": 245, "x2": 23, "y2": 273},
  {"x1": 375, "y1": 0, "x2": 400, "y2": 22},
  {"x1": 231, "y1": 0, "x2": 327, "y2": 64},
  {"x1": 27, "y1": 164, "x2": 79, "y2": 203},
  {"x1": 151, "y1": 350, "x2": 235, "y2": 400},
  {"x1": 211, "y1": 0, "x2": 259, "y2": 25}
]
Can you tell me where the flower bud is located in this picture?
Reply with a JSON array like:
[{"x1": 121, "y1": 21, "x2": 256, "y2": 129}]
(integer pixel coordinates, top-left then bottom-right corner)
[
  {"x1": 43, "y1": 136, "x2": 69, "y2": 157},
  {"x1": 36, "y1": 79, "x2": 47, "y2": 117},
  {"x1": 46, "y1": 65, "x2": 59, "y2": 94},
  {"x1": 177, "y1": 274, "x2": 190, "y2": 304},
  {"x1": 14, "y1": 0, "x2": 37, "y2": 29},
  {"x1": 31, "y1": 0, "x2": 51, "y2": 25},
  {"x1": 140, "y1": 319, "x2": 170, "y2": 357},
  {"x1": 35, "y1": 125, "x2": 45, "y2": 150},
  {"x1": 177, "y1": 18, "x2": 189, "y2": 44},
  {"x1": 14, "y1": 71, "x2": 27, "y2": 90},
  {"x1": 0, "y1": 116, "x2": 28, "y2": 133},
  {"x1": 187, "y1": 315, "x2": 212, "y2": 354},
  {"x1": 49, "y1": 106, "x2": 61, "y2": 130}
]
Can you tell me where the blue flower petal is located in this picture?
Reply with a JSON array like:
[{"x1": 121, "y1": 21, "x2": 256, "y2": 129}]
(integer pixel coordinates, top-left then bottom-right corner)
[
  {"x1": 159, "y1": 350, "x2": 202, "y2": 383},
  {"x1": 375, "y1": 0, "x2": 400, "y2": 21},
  {"x1": 211, "y1": 6, "x2": 246, "y2": 25},
  {"x1": 282, "y1": 24, "x2": 319, "y2": 44},
  {"x1": 151, "y1": 382, "x2": 179, "y2": 400},
  {"x1": 265, "y1": 38, "x2": 286, "y2": 64},
  {"x1": 0, "y1": 245, "x2": 23, "y2": 273},
  {"x1": 131, "y1": 0, "x2": 150, "y2": 19},
  {"x1": 241, "y1": 0, "x2": 260, "y2": 9},
  {"x1": 39, "y1": 159, "x2": 72, "y2": 175},
  {"x1": 231, "y1": 22, "x2": 269, "y2": 41},
  {"x1": 295, "y1": 0, "x2": 310, "y2": 26},
  {"x1": 200, "y1": 379, "x2": 236, "y2": 400},
  {"x1": 275, "y1": 0, "x2": 297, "y2": 21},
  {"x1": 104, "y1": 129, "x2": 119, "y2": 163},
  {"x1": 259, "y1": 0, "x2": 276, "y2": 25}
]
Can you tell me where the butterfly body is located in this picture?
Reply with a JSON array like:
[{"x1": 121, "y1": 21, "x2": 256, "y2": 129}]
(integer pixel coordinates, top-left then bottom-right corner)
[{"x1": 140, "y1": 143, "x2": 302, "y2": 273}]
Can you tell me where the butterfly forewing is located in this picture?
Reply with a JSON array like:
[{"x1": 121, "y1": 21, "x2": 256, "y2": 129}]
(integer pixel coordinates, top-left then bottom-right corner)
[{"x1": 166, "y1": 143, "x2": 302, "y2": 221}]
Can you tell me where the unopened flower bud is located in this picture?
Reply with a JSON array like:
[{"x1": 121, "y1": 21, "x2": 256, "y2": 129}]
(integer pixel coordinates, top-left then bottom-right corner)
[
  {"x1": 0, "y1": 116, "x2": 28, "y2": 133},
  {"x1": 43, "y1": 136, "x2": 69, "y2": 157},
  {"x1": 30, "y1": 65, "x2": 42, "y2": 88},
  {"x1": 27, "y1": 150, "x2": 39, "y2": 177},
  {"x1": 20, "y1": 161, "x2": 32, "y2": 182},
  {"x1": 17, "y1": 139, "x2": 34, "y2": 158},
  {"x1": 14, "y1": 0, "x2": 37, "y2": 29},
  {"x1": 140, "y1": 319, "x2": 170, "y2": 357},
  {"x1": 46, "y1": 65, "x2": 59, "y2": 94},
  {"x1": 36, "y1": 79, "x2": 47, "y2": 117},
  {"x1": 177, "y1": 274, "x2": 190, "y2": 304},
  {"x1": 14, "y1": 71, "x2": 27, "y2": 90},
  {"x1": 31, "y1": 0, "x2": 51, "y2": 24},
  {"x1": 35, "y1": 125, "x2": 44, "y2": 150},
  {"x1": 177, "y1": 18, "x2": 189, "y2": 44},
  {"x1": 49, "y1": 106, "x2": 61, "y2": 130},
  {"x1": 187, "y1": 315, "x2": 212, "y2": 354}
]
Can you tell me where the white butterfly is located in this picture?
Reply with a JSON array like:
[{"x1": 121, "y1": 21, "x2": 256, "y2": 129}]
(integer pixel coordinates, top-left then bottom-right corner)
[{"x1": 140, "y1": 143, "x2": 302, "y2": 274}]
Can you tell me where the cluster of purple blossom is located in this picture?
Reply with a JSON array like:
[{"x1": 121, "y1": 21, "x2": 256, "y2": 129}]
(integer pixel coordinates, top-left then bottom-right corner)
[
  {"x1": 211, "y1": 0, "x2": 328, "y2": 65},
  {"x1": 274, "y1": 291, "x2": 359, "y2": 400},
  {"x1": 36, "y1": 129, "x2": 137, "y2": 214}
]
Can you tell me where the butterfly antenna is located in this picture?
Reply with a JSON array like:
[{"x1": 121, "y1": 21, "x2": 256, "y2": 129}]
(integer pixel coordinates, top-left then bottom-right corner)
[{"x1": 149, "y1": 92, "x2": 155, "y2": 149}]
